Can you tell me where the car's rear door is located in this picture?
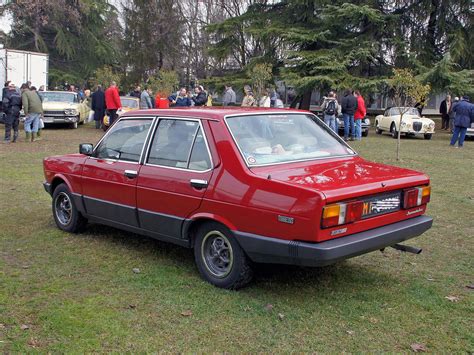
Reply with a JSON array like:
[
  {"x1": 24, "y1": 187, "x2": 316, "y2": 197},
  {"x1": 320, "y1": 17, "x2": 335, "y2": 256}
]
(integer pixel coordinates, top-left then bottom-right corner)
[
  {"x1": 82, "y1": 117, "x2": 154, "y2": 227},
  {"x1": 136, "y1": 117, "x2": 214, "y2": 239}
]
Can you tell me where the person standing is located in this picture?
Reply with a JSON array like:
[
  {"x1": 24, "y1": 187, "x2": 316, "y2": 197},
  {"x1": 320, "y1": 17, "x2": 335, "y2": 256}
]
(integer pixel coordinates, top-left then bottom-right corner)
[
  {"x1": 222, "y1": 84, "x2": 236, "y2": 106},
  {"x1": 130, "y1": 85, "x2": 141, "y2": 99},
  {"x1": 21, "y1": 86, "x2": 43, "y2": 142},
  {"x1": 2, "y1": 82, "x2": 22, "y2": 143},
  {"x1": 449, "y1": 97, "x2": 459, "y2": 132},
  {"x1": 439, "y1": 95, "x2": 452, "y2": 130},
  {"x1": 169, "y1": 88, "x2": 192, "y2": 107},
  {"x1": 259, "y1": 89, "x2": 271, "y2": 107},
  {"x1": 341, "y1": 89, "x2": 358, "y2": 141},
  {"x1": 192, "y1": 86, "x2": 208, "y2": 106},
  {"x1": 320, "y1": 91, "x2": 340, "y2": 133},
  {"x1": 140, "y1": 86, "x2": 153, "y2": 109},
  {"x1": 241, "y1": 89, "x2": 257, "y2": 107},
  {"x1": 91, "y1": 85, "x2": 106, "y2": 129},
  {"x1": 105, "y1": 81, "x2": 121, "y2": 127},
  {"x1": 155, "y1": 92, "x2": 170, "y2": 109},
  {"x1": 450, "y1": 95, "x2": 474, "y2": 148},
  {"x1": 354, "y1": 90, "x2": 366, "y2": 140}
]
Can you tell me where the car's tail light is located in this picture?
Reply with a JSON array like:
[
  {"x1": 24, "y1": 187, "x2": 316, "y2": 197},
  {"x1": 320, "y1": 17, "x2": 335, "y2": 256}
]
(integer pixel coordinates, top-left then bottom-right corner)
[
  {"x1": 403, "y1": 186, "x2": 430, "y2": 209},
  {"x1": 322, "y1": 200, "x2": 364, "y2": 228}
]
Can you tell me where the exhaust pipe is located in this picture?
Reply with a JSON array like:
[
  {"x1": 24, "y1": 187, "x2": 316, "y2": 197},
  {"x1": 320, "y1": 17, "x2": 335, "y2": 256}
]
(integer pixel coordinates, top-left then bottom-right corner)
[{"x1": 390, "y1": 243, "x2": 422, "y2": 254}]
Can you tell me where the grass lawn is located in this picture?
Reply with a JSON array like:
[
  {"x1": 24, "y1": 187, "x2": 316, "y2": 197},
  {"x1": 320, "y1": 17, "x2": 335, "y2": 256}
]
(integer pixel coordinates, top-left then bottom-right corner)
[{"x1": 0, "y1": 121, "x2": 473, "y2": 352}]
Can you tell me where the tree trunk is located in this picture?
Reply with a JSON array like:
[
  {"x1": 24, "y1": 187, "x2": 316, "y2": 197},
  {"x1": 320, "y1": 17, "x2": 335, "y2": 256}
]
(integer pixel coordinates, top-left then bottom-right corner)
[
  {"x1": 299, "y1": 90, "x2": 312, "y2": 110},
  {"x1": 396, "y1": 113, "x2": 403, "y2": 161}
]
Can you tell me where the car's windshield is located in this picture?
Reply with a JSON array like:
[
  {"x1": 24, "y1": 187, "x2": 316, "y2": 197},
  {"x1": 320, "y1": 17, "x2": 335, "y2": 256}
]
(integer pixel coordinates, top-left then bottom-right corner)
[
  {"x1": 40, "y1": 92, "x2": 78, "y2": 103},
  {"x1": 226, "y1": 113, "x2": 355, "y2": 166},
  {"x1": 121, "y1": 97, "x2": 138, "y2": 108},
  {"x1": 392, "y1": 107, "x2": 419, "y2": 116}
]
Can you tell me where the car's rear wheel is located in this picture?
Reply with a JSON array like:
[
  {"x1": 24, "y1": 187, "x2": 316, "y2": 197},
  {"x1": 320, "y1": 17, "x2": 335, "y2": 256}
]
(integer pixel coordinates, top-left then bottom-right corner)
[
  {"x1": 424, "y1": 133, "x2": 432, "y2": 140},
  {"x1": 194, "y1": 222, "x2": 253, "y2": 289},
  {"x1": 390, "y1": 123, "x2": 398, "y2": 139},
  {"x1": 52, "y1": 183, "x2": 86, "y2": 233}
]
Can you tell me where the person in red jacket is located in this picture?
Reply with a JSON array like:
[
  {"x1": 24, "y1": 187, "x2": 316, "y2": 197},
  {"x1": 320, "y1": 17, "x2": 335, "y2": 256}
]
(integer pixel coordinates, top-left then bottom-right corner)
[
  {"x1": 105, "y1": 81, "x2": 121, "y2": 128},
  {"x1": 154, "y1": 92, "x2": 170, "y2": 109},
  {"x1": 354, "y1": 90, "x2": 367, "y2": 140}
]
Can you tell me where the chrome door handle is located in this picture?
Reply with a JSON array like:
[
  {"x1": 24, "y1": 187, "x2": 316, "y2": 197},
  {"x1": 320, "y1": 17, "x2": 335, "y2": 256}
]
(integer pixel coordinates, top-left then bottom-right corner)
[
  {"x1": 124, "y1": 170, "x2": 138, "y2": 179},
  {"x1": 190, "y1": 179, "x2": 208, "y2": 189}
]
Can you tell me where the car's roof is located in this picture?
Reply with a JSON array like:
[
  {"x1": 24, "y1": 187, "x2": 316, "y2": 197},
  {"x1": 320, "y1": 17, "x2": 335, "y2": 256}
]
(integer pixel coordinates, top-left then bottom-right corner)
[
  {"x1": 120, "y1": 96, "x2": 139, "y2": 100},
  {"x1": 122, "y1": 107, "x2": 310, "y2": 121}
]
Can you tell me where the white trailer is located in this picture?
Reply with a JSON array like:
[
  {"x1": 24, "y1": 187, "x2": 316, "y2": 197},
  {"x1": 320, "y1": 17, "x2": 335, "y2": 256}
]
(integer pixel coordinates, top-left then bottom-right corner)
[{"x1": 0, "y1": 48, "x2": 49, "y2": 99}]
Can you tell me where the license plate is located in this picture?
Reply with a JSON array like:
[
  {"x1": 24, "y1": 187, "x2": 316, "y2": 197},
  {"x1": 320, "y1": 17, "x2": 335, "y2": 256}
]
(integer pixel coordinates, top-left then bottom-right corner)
[
  {"x1": 43, "y1": 117, "x2": 54, "y2": 123},
  {"x1": 362, "y1": 192, "x2": 401, "y2": 218}
]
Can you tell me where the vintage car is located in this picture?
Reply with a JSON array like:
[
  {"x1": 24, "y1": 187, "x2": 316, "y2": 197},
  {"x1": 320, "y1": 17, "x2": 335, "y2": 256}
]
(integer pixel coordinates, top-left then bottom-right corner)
[
  {"x1": 336, "y1": 115, "x2": 370, "y2": 137},
  {"x1": 466, "y1": 122, "x2": 474, "y2": 139},
  {"x1": 43, "y1": 108, "x2": 433, "y2": 289},
  {"x1": 375, "y1": 107, "x2": 435, "y2": 139},
  {"x1": 102, "y1": 96, "x2": 140, "y2": 130},
  {"x1": 40, "y1": 91, "x2": 91, "y2": 129}
]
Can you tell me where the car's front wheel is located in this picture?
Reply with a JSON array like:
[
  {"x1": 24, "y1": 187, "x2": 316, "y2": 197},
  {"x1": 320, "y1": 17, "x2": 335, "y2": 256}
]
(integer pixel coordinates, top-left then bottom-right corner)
[
  {"x1": 70, "y1": 121, "x2": 78, "y2": 129},
  {"x1": 390, "y1": 123, "x2": 398, "y2": 139},
  {"x1": 52, "y1": 183, "x2": 86, "y2": 233},
  {"x1": 194, "y1": 222, "x2": 253, "y2": 289},
  {"x1": 424, "y1": 133, "x2": 432, "y2": 140}
]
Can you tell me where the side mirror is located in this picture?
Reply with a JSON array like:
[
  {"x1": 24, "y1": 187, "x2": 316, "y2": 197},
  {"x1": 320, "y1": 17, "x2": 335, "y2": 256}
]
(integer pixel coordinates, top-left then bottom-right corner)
[{"x1": 79, "y1": 143, "x2": 94, "y2": 156}]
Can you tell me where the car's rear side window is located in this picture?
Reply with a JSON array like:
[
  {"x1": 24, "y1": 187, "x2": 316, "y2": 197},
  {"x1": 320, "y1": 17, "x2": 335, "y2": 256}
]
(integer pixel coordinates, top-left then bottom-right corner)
[
  {"x1": 147, "y1": 118, "x2": 211, "y2": 171},
  {"x1": 93, "y1": 119, "x2": 152, "y2": 162}
]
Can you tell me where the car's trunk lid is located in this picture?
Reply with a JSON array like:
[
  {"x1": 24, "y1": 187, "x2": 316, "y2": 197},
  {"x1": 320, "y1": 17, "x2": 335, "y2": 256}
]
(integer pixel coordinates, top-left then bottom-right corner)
[{"x1": 251, "y1": 156, "x2": 429, "y2": 203}]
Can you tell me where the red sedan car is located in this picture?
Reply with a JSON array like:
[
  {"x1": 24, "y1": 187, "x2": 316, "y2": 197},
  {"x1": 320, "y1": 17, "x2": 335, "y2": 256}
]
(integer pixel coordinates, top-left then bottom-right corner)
[{"x1": 43, "y1": 108, "x2": 433, "y2": 289}]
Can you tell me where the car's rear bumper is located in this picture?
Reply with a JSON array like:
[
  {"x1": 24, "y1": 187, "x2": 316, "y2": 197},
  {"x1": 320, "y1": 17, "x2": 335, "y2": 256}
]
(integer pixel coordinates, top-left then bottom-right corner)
[{"x1": 235, "y1": 215, "x2": 433, "y2": 267}]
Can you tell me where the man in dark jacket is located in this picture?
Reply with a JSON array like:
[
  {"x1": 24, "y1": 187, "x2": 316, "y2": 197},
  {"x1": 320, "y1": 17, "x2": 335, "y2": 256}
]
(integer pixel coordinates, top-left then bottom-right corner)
[
  {"x1": 439, "y1": 95, "x2": 452, "y2": 130},
  {"x1": 91, "y1": 85, "x2": 106, "y2": 129},
  {"x1": 2, "y1": 82, "x2": 22, "y2": 143},
  {"x1": 130, "y1": 85, "x2": 141, "y2": 99},
  {"x1": 192, "y1": 86, "x2": 207, "y2": 106},
  {"x1": 340, "y1": 89, "x2": 358, "y2": 140},
  {"x1": 450, "y1": 96, "x2": 474, "y2": 148}
]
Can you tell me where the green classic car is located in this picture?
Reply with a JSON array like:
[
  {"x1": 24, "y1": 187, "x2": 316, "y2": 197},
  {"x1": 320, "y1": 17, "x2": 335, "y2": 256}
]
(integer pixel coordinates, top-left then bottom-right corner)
[{"x1": 39, "y1": 91, "x2": 91, "y2": 129}]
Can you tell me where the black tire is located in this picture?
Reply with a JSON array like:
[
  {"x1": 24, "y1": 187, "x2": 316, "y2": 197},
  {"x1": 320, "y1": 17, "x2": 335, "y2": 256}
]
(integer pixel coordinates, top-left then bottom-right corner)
[
  {"x1": 362, "y1": 129, "x2": 369, "y2": 137},
  {"x1": 194, "y1": 222, "x2": 253, "y2": 289},
  {"x1": 424, "y1": 133, "x2": 432, "y2": 140},
  {"x1": 70, "y1": 121, "x2": 78, "y2": 129},
  {"x1": 52, "y1": 183, "x2": 87, "y2": 233},
  {"x1": 390, "y1": 123, "x2": 398, "y2": 139}
]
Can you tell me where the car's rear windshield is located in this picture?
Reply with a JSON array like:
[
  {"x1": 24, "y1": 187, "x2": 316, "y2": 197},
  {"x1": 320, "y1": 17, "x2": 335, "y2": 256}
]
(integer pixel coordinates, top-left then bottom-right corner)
[
  {"x1": 226, "y1": 113, "x2": 355, "y2": 166},
  {"x1": 40, "y1": 92, "x2": 77, "y2": 103},
  {"x1": 121, "y1": 97, "x2": 138, "y2": 108}
]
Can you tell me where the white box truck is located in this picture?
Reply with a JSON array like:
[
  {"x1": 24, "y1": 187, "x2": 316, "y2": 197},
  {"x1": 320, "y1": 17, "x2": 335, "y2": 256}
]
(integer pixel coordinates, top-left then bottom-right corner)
[{"x1": 0, "y1": 48, "x2": 48, "y2": 99}]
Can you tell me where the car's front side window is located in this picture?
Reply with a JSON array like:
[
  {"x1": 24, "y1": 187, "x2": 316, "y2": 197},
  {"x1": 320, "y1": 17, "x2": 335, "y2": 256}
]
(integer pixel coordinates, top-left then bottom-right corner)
[
  {"x1": 94, "y1": 119, "x2": 152, "y2": 162},
  {"x1": 147, "y1": 119, "x2": 211, "y2": 171}
]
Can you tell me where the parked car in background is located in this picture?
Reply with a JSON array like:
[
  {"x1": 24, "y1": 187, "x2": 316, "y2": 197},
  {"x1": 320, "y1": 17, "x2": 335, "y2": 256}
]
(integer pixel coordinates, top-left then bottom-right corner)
[
  {"x1": 43, "y1": 108, "x2": 433, "y2": 289},
  {"x1": 466, "y1": 122, "x2": 474, "y2": 139},
  {"x1": 337, "y1": 115, "x2": 370, "y2": 137},
  {"x1": 40, "y1": 91, "x2": 90, "y2": 129},
  {"x1": 375, "y1": 107, "x2": 435, "y2": 139},
  {"x1": 102, "y1": 96, "x2": 139, "y2": 130}
]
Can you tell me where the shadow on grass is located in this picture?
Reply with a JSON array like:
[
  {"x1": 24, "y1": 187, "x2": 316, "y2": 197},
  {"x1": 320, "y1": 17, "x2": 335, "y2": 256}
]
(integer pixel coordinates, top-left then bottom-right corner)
[{"x1": 80, "y1": 222, "x2": 395, "y2": 294}]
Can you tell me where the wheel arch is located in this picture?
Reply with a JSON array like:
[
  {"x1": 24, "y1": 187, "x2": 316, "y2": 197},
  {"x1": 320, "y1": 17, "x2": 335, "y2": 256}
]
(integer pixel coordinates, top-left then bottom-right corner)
[
  {"x1": 183, "y1": 214, "x2": 238, "y2": 248},
  {"x1": 50, "y1": 174, "x2": 72, "y2": 194}
]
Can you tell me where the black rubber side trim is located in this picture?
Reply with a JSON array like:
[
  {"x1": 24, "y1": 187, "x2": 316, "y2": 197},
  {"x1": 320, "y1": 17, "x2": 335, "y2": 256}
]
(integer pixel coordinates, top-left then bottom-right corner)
[
  {"x1": 234, "y1": 216, "x2": 433, "y2": 267},
  {"x1": 43, "y1": 182, "x2": 52, "y2": 195}
]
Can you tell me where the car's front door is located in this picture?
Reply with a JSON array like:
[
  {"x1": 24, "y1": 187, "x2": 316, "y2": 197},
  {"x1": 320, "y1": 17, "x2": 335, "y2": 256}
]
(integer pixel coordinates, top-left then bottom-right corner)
[
  {"x1": 136, "y1": 118, "x2": 213, "y2": 239},
  {"x1": 82, "y1": 117, "x2": 154, "y2": 227}
]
